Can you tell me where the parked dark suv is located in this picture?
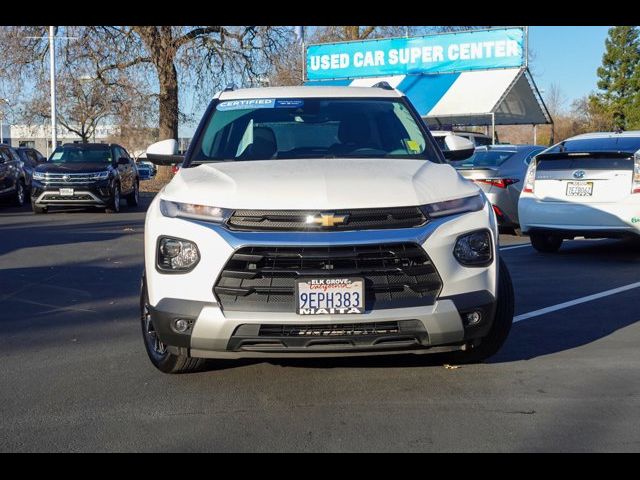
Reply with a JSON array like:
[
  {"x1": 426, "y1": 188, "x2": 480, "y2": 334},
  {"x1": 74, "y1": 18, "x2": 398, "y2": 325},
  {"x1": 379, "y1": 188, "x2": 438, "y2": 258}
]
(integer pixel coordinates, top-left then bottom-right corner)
[
  {"x1": 0, "y1": 143, "x2": 28, "y2": 207},
  {"x1": 30, "y1": 143, "x2": 139, "y2": 214},
  {"x1": 16, "y1": 146, "x2": 46, "y2": 192}
]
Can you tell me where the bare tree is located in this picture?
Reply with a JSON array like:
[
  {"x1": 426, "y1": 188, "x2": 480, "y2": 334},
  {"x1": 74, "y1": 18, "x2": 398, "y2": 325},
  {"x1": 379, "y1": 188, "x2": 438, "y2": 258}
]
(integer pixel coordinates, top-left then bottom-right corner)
[
  {"x1": 0, "y1": 26, "x2": 287, "y2": 138},
  {"x1": 543, "y1": 83, "x2": 566, "y2": 144},
  {"x1": 24, "y1": 72, "x2": 115, "y2": 143},
  {"x1": 72, "y1": 26, "x2": 288, "y2": 142}
]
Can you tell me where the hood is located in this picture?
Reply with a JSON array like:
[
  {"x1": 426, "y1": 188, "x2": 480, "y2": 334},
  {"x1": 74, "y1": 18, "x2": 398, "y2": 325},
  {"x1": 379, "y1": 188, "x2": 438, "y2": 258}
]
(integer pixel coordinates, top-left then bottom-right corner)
[
  {"x1": 161, "y1": 158, "x2": 479, "y2": 210},
  {"x1": 35, "y1": 162, "x2": 112, "y2": 174}
]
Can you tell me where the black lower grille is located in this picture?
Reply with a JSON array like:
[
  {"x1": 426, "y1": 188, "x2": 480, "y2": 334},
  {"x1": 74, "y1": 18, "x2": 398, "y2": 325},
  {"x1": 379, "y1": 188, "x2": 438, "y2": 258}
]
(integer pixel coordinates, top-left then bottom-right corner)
[
  {"x1": 259, "y1": 322, "x2": 399, "y2": 337},
  {"x1": 214, "y1": 243, "x2": 443, "y2": 312},
  {"x1": 227, "y1": 319, "x2": 429, "y2": 351},
  {"x1": 42, "y1": 194, "x2": 96, "y2": 201},
  {"x1": 227, "y1": 207, "x2": 427, "y2": 231}
]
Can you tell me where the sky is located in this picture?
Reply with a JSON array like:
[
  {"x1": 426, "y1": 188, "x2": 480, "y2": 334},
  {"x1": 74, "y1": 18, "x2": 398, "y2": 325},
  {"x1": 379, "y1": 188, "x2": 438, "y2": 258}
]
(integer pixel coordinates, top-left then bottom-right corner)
[
  {"x1": 179, "y1": 26, "x2": 612, "y2": 137},
  {"x1": 527, "y1": 26, "x2": 610, "y2": 108}
]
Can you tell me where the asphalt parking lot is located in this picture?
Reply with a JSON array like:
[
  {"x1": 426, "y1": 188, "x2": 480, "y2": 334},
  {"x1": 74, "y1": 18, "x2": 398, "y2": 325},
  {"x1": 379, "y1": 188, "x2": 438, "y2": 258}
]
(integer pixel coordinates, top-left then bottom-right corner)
[{"x1": 1, "y1": 196, "x2": 639, "y2": 452}]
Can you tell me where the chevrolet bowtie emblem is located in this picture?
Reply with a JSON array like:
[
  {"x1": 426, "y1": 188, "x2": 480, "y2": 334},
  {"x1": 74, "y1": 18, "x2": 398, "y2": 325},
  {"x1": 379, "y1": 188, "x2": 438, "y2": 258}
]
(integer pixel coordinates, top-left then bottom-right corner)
[{"x1": 306, "y1": 212, "x2": 349, "y2": 227}]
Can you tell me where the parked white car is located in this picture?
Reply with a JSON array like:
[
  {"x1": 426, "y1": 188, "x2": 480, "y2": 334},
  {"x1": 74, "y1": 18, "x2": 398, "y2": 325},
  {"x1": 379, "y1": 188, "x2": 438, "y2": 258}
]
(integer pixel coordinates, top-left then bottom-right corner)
[
  {"x1": 142, "y1": 85, "x2": 514, "y2": 373},
  {"x1": 519, "y1": 131, "x2": 640, "y2": 252}
]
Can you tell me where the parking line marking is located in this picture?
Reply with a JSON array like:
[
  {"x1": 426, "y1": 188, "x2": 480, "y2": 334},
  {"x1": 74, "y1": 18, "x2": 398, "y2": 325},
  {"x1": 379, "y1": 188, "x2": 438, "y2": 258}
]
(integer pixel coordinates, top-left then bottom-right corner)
[
  {"x1": 514, "y1": 281, "x2": 640, "y2": 322},
  {"x1": 500, "y1": 244, "x2": 530, "y2": 251}
]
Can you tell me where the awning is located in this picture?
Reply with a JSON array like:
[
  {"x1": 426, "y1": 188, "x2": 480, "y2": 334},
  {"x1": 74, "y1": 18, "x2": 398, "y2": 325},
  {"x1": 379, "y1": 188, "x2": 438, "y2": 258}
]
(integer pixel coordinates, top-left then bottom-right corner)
[{"x1": 305, "y1": 67, "x2": 552, "y2": 127}]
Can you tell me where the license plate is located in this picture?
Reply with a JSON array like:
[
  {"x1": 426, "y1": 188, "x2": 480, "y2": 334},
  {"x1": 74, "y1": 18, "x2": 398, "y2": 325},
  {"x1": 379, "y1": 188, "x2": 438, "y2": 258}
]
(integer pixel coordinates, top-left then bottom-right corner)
[
  {"x1": 566, "y1": 181, "x2": 593, "y2": 197},
  {"x1": 295, "y1": 278, "x2": 365, "y2": 315},
  {"x1": 59, "y1": 188, "x2": 74, "y2": 196}
]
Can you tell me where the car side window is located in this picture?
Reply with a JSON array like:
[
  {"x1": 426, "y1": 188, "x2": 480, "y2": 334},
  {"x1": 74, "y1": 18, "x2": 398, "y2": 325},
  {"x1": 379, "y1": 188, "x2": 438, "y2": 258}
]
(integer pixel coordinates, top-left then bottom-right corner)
[
  {"x1": 117, "y1": 147, "x2": 131, "y2": 163},
  {"x1": 27, "y1": 150, "x2": 39, "y2": 166},
  {"x1": 0, "y1": 148, "x2": 8, "y2": 163},
  {"x1": 7, "y1": 148, "x2": 21, "y2": 163}
]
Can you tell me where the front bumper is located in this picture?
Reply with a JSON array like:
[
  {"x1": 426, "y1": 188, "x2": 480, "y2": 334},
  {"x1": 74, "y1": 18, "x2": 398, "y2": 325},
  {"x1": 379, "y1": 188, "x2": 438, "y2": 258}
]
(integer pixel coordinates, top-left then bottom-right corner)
[
  {"x1": 144, "y1": 195, "x2": 499, "y2": 358},
  {"x1": 31, "y1": 180, "x2": 112, "y2": 206},
  {"x1": 148, "y1": 290, "x2": 496, "y2": 358}
]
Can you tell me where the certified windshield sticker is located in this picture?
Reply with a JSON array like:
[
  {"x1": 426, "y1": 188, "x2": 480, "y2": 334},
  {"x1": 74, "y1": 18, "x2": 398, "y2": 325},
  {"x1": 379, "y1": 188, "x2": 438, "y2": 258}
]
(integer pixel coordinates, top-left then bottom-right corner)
[
  {"x1": 217, "y1": 99, "x2": 275, "y2": 111},
  {"x1": 275, "y1": 99, "x2": 304, "y2": 108},
  {"x1": 217, "y1": 98, "x2": 304, "y2": 111}
]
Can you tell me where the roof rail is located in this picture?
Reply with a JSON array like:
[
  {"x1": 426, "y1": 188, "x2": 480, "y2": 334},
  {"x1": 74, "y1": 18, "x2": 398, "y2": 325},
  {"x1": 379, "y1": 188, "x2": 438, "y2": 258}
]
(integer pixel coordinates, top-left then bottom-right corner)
[{"x1": 372, "y1": 81, "x2": 394, "y2": 90}]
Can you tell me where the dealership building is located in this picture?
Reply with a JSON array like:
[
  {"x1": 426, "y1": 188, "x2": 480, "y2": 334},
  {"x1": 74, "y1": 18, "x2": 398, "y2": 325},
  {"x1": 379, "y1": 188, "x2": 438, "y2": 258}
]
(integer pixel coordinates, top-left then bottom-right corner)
[
  {"x1": 1, "y1": 123, "x2": 119, "y2": 156},
  {"x1": 1, "y1": 124, "x2": 191, "y2": 157}
]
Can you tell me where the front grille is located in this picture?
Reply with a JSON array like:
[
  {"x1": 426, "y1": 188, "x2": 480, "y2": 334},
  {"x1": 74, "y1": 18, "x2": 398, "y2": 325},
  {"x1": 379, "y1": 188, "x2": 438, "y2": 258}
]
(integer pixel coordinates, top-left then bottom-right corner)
[
  {"x1": 214, "y1": 243, "x2": 443, "y2": 312},
  {"x1": 227, "y1": 319, "x2": 429, "y2": 351},
  {"x1": 41, "y1": 193, "x2": 96, "y2": 201},
  {"x1": 258, "y1": 322, "x2": 399, "y2": 337},
  {"x1": 227, "y1": 207, "x2": 427, "y2": 231},
  {"x1": 39, "y1": 172, "x2": 103, "y2": 185}
]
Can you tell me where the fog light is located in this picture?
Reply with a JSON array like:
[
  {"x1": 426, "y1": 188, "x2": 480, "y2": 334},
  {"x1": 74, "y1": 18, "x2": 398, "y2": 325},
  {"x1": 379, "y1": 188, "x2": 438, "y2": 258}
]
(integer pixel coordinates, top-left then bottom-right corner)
[
  {"x1": 464, "y1": 311, "x2": 482, "y2": 326},
  {"x1": 454, "y1": 230, "x2": 493, "y2": 266},
  {"x1": 172, "y1": 318, "x2": 190, "y2": 333}
]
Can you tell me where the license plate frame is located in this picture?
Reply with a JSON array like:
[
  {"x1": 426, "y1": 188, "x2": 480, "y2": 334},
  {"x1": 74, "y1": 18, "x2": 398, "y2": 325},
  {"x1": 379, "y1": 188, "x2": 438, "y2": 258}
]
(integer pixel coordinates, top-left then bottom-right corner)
[
  {"x1": 59, "y1": 188, "x2": 74, "y2": 197},
  {"x1": 566, "y1": 181, "x2": 593, "y2": 197},
  {"x1": 295, "y1": 277, "x2": 365, "y2": 315}
]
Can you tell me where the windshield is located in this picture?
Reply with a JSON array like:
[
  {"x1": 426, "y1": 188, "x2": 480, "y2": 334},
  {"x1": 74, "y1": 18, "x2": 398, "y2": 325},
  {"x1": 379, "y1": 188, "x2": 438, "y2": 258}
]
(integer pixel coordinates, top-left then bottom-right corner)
[
  {"x1": 190, "y1": 97, "x2": 433, "y2": 163},
  {"x1": 49, "y1": 145, "x2": 112, "y2": 164},
  {"x1": 453, "y1": 149, "x2": 517, "y2": 168},
  {"x1": 547, "y1": 137, "x2": 640, "y2": 153}
]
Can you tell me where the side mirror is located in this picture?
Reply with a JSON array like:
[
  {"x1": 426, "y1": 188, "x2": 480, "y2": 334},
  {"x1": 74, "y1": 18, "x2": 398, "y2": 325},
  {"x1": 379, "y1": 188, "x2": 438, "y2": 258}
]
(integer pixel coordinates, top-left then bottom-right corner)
[
  {"x1": 117, "y1": 157, "x2": 129, "y2": 165},
  {"x1": 442, "y1": 135, "x2": 475, "y2": 161},
  {"x1": 146, "y1": 139, "x2": 184, "y2": 166}
]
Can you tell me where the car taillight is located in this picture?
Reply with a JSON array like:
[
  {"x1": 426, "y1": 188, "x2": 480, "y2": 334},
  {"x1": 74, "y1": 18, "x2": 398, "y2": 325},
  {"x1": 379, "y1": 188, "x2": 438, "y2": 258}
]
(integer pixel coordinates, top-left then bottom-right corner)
[
  {"x1": 633, "y1": 153, "x2": 640, "y2": 193},
  {"x1": 474, "y1": 178, "x2": 519, "y2": 189},
  {"x1": 523, "y1": 159, "x2": 537, "y2": 193},
  {"x1": 492, "y1": 204, "x2": 504, "y2": 218}
]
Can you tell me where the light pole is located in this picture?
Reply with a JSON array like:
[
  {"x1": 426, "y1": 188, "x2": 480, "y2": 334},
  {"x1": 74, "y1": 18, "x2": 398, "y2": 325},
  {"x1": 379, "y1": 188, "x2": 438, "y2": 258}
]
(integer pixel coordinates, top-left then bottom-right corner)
[
  {"x1": 25, "y1": 27, "x2": 78, "y2": 151},
  {"x1": 49, "y1": 26, "x2": 57, "y2": 149},
  {"x1": 0, "y1": 98, "x2": 8, "y2": 144}
]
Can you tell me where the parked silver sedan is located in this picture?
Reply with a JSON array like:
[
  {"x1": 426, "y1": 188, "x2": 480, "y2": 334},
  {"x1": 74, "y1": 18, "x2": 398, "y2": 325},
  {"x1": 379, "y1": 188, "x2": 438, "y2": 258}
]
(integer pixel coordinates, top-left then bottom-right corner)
[{"x1": 450, "y1": 145, "x2": 545, "y2": 234}]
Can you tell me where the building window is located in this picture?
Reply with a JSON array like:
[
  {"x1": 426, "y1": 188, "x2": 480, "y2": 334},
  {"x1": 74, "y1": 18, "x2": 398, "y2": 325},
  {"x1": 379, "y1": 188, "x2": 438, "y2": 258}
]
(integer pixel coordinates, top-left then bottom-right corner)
[{"x1": 19, "y1": 141, "x2": 35, "y2": 148}]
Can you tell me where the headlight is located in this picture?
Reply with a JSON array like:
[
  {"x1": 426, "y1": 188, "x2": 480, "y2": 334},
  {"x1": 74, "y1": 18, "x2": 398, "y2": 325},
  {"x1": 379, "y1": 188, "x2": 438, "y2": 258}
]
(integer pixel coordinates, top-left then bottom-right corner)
[
  {"x1": 33, "y1": 171, "x2": 46, "y2": 181},
  {"x1": 157, "y1": 236, "x2": 200, "y2": 272},
  {"x1": 421, "y1": 194, "x2": 485, "y2": 218},
  {"x1": 91, "y1": 171, "x2": 109, "y2": 180},
  {"x1": 160, "y1": 199, "x2": 232, "y2": 223},
  {"x1": 453, "y1": 229, "x2": 493, "y2": 266}
]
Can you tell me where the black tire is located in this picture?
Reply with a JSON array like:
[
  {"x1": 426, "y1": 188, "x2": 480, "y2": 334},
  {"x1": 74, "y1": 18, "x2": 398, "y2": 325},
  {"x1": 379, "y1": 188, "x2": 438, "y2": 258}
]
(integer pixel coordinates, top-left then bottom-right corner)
[
  {"x1": 13, "y1": 180, "x2": 26, "y2": 206},
  {"x1": 447, "y1": 257, "x2": 515, "y2": 364},
  {"x1": 32, "y1": 203, "x2": 48, "y2": 214},
  {"x1": 530, "y1": 232, "x2": 563, "y2": 253},
  {"x1": 140, "y1": 275, "x2": 205, "y2": 374},
  {"x1": 126, "y1": 180, "x2": 139, "y2": 207},
  {"x1": 105, "y1": 184, "x2": 121, "y2": 214}
]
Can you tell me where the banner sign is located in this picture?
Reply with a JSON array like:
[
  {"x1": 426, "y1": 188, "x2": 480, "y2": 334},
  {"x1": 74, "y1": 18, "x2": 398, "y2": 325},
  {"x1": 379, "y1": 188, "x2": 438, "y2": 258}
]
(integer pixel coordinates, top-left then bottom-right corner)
[{"x1": 306, "y1": 27, "x2": 526, "y2": 80}]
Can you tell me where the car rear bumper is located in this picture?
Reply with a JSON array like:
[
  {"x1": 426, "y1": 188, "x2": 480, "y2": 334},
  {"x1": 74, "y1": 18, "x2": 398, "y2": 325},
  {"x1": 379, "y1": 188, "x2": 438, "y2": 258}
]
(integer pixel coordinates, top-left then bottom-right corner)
[{"x1": 519, "y1": 196, "x2": 640, "y2": 236}]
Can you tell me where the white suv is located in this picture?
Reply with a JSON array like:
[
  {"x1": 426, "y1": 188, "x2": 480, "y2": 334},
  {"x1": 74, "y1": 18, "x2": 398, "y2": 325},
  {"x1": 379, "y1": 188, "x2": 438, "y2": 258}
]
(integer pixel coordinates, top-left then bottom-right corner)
[
  {"x1": 519, "y1": 131, "x2": 640, "y2": 252},
  {"x1": 142, "y1": 86, "x2": 514, "y2": 373}
]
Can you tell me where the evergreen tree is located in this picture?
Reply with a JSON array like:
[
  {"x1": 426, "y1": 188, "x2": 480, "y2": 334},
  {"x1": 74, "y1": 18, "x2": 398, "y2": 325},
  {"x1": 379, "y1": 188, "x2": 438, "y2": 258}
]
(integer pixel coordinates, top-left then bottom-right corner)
[{"x1": 592, "y1": 26, "x2": 640, "y2": 130}]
